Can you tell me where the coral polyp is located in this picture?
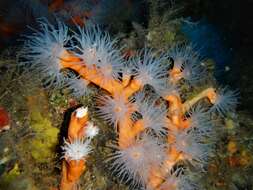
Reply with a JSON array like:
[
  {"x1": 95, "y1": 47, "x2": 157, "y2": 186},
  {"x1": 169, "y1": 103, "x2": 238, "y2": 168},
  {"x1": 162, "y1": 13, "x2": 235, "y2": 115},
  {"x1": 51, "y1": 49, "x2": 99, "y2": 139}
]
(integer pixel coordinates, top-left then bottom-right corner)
[
  {"x1": 96, "y1": 94, "x2": 135, "y2": 128},
  {"x1": 133, "y1": 93, "x2": 168, "y2": 136},
  {"x1": 18, "y1": 18, "x2": 239, "y2": 190},
  {"x1": 62, "y1": 138, "x2": 91, "y2": 161},
  {"x1": 109, "y1": 135, "x2": 165, "y2": 187},
  {"x1": 19, "y1": 18, "x2": 70, "y2": 88},
  {"x1": 209, "y1": 86, "x2": 239, "y2": 116},
  {"x1": 73, "y1": 26, "x2": 124, "y2": 82},
  {"x1": 167, "y1": 44, "x2": 206, "y2": 85},
  {"x1": 131, "y1": 49, "x2": 169, "y2": 91}
]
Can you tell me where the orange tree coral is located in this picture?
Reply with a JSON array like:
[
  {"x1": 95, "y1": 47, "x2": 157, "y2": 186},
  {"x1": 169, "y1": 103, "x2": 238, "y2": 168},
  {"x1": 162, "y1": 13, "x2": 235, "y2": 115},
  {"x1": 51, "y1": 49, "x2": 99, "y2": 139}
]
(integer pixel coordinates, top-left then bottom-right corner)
[
  {"x1": 19, "y1": 19, "x2": 238, "y2": 190},
  {"x1": 60, "y1": 106, "x2": 98, "y2": 190}
]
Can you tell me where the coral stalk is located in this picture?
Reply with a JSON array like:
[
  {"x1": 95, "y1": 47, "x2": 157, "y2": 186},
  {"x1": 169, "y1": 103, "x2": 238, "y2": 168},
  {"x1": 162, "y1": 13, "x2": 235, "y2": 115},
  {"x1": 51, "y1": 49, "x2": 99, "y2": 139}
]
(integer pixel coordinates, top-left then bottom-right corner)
[
  {"x1": 60, "y1": 50, "x2": 142, "y2": 98},
  {"x1": 60, "y1": 107, "x2": 97, "y2": 190}
]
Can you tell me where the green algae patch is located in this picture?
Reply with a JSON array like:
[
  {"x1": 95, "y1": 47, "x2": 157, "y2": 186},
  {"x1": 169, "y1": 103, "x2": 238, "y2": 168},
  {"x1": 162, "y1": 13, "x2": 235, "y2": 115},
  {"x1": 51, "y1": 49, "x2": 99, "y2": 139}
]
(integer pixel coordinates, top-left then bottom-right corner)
[
  {"x1": 20, "y1": 92, "x2": 59, "y2": 163},
  {"x1": 29, "y1": 125, "x2": 59, "y2": 162}
]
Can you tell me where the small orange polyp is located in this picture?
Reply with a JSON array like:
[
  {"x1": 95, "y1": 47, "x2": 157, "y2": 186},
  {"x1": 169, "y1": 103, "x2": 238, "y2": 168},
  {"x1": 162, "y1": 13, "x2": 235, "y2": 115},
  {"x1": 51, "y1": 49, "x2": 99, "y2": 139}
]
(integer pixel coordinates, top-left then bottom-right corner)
[{"x1": 68, "y1": 107, "x2": 89, "y2": 141}]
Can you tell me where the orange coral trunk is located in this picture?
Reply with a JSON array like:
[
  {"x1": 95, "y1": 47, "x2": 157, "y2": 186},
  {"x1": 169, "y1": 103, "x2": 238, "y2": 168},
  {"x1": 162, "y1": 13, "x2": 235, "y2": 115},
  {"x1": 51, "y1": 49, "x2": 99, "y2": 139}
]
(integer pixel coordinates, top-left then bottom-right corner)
[
  {"x1": 60, "y1": 160, "x2": 86, "y2": 190},
  {"x1": 60, "y1": 107, "x2": 89, "y2": 190}
]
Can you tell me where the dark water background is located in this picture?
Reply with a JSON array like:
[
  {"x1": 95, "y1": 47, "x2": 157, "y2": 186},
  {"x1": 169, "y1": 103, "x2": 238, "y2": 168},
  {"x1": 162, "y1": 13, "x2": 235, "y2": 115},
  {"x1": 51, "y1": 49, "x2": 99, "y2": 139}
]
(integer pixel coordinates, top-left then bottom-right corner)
[{"x1": 181, "y1": 0, "x2": 253, "y2": 113}]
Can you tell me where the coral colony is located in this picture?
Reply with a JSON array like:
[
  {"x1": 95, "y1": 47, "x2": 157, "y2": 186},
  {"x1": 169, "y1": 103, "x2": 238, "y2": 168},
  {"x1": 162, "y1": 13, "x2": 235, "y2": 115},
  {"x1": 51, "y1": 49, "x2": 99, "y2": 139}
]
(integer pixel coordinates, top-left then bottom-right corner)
[{"x1": 19, "y1": 19, "x2": 238, "y2": 190}]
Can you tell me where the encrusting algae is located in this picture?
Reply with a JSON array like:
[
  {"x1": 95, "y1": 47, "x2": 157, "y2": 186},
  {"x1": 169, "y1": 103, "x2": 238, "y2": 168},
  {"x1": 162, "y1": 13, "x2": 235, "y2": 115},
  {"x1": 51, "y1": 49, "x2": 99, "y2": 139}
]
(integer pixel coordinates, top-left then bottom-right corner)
[
  {"x1": 14, "y1": 16, "x2": 241, "y2": 190},
  {"x1": 24, "y1": 94, "x2": 59, "y2": 163}
]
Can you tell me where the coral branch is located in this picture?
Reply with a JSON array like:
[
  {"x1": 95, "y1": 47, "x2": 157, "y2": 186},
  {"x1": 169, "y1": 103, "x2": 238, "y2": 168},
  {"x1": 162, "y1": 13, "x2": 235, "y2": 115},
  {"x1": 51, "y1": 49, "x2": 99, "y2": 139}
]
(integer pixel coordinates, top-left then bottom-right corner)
[
  {"x1": 117, "y1": 118, "x2": 145, "y2": 148},
  {"x1": 183, "y1": 87, "x2": 216, "y2": 113},
  {"x1": 60, "y1": 50, "x2": 141, "y2": 98},
  {"x1": 164, "y1": 94, "x2": 184, "y2": 127},
  {"x1": 60, "y1": 107, "x2": 97, "y2": 190}
]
